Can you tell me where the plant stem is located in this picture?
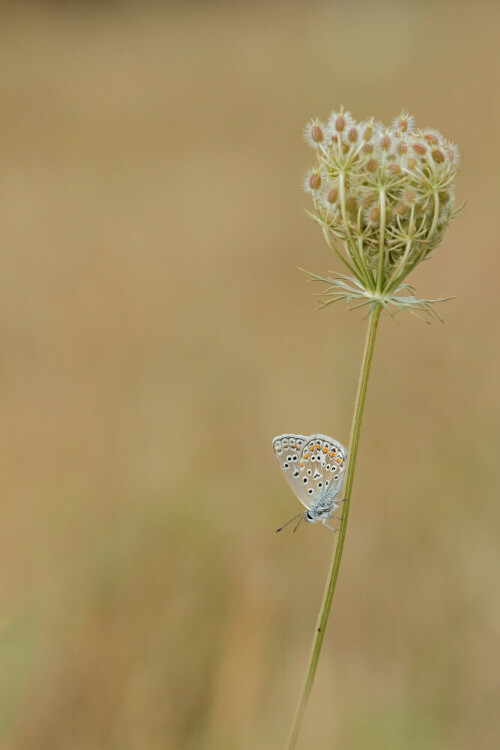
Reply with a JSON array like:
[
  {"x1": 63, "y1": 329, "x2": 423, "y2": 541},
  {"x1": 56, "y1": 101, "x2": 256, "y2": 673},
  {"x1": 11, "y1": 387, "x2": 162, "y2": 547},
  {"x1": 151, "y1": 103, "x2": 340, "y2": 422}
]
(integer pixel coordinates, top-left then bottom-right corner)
[{"x1": 286, "y1": 303, "x2": 382, "y2": 750}]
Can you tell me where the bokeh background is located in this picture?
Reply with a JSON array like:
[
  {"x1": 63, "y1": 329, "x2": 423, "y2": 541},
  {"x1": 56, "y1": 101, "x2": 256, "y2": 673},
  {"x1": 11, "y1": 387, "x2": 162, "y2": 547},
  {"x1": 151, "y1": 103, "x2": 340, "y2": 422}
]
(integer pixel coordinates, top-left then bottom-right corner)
[{"x1": 0, "y1": 1, "x2": 499, "y2": 748}]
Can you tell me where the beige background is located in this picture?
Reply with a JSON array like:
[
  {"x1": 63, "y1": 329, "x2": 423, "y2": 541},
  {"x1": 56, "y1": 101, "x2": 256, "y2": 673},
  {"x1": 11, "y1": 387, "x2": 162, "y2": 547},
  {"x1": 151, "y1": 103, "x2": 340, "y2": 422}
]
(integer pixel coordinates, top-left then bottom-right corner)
[{"x1": 0, "y1": 1, "x2": 498, "y2": 748}]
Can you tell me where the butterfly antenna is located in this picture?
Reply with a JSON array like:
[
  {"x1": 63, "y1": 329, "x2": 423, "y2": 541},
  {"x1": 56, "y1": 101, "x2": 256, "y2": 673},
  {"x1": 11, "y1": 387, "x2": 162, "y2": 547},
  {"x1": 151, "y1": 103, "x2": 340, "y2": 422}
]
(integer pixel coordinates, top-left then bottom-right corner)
[
  {"x1": 293, "y1": 516, "x2": 304, "y2": 533},
  {"x1": 275, "y1": 511, "x2": 305, "y2": 533}
]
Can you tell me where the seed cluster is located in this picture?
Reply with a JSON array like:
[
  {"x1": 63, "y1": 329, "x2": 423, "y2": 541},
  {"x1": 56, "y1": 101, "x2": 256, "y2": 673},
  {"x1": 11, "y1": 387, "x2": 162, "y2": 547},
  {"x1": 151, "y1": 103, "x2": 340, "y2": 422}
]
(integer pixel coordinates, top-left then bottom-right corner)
[{"x1": 303, "y1": 110, "x2": 460, "y2": 294}]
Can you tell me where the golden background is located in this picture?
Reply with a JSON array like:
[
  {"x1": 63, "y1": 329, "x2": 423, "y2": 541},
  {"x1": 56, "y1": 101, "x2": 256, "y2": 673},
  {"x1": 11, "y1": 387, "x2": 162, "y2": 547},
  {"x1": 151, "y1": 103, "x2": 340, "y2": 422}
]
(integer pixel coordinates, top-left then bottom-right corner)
[{"x1": 0, "y1": 2, "x2": 498, "y2": 748}]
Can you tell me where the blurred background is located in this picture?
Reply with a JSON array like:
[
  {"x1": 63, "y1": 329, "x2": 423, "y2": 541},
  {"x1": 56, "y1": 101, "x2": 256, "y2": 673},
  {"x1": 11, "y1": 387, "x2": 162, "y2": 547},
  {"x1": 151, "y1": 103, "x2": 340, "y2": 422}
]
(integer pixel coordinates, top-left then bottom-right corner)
[{"x1": 0, "y1": 1, "x2": 498, "y2": 748}]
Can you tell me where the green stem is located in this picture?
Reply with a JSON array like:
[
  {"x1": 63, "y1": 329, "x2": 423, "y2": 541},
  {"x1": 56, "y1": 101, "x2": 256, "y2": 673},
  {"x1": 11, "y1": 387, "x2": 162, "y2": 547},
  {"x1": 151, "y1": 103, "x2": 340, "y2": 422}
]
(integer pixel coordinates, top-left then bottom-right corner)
[
  {"x1": 285, "y1": 303, "x2": 382, "y2": 750},
  {"x1": 376, "y1": 188, "x2": 387, "y2": 293}
]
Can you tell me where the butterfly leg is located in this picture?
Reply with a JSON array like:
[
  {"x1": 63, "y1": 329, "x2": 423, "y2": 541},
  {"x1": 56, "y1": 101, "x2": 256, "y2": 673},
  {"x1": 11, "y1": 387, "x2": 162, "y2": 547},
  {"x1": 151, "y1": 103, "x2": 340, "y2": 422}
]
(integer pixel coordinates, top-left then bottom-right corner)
[{"x1": 323, "y1": 521, "x2": 338, "y2": 532}]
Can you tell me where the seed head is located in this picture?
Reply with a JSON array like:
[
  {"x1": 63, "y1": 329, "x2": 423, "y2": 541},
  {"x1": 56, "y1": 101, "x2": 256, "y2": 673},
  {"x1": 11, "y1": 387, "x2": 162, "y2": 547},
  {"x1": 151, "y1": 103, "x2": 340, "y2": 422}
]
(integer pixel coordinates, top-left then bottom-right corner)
[
  {"x1": 335, "y1": 114, "x2": 345, "y2": 132},
  {"x1": 391, "y1": 111, "x2": 415, "y2": 135},
  {"x1": 412, "y1": 142, "x2": 427, "y2": 156},
  {"x1": 302, "y1": 168, "x2": 322, "y2": 194},
  {"x1": 380, "y1": 133, "x2": 392, "y2": 151},
  {"x1": 326, "y1": 187, "x2": 338, "y2": 203},
  {"x1": 302, "y1": 108, "x2": 461, "y2": 304},
  {"x1": 303, "y1": 119, "x2": 326, "y2": 148},
  {"x1": 422, "y1": 129, "x2": 441, "y2": 145},
  {"x1": 431, "y1": 148, "x2": 445, "y2": 164},
  {"x1": 362, "y1": 122, "x2": 374, "y2": 142}
]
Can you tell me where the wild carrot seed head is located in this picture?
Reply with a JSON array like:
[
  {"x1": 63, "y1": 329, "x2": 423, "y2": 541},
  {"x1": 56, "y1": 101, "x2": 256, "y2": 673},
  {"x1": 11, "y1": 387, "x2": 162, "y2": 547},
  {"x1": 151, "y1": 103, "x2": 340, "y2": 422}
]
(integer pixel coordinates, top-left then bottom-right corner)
[{"x1": 303, "y1": 108, "x2": 461, "y2": 294}]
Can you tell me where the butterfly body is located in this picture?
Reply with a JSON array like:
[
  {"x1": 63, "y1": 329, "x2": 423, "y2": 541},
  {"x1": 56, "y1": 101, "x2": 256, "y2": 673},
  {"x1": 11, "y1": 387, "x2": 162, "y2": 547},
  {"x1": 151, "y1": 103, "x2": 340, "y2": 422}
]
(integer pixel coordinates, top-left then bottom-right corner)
[
  {"x1": 272, "y1": 433, "x2": 348, "y2": 531},
  {"x1": 304, "y1": 497, "x2": 338, "y2": 524}
]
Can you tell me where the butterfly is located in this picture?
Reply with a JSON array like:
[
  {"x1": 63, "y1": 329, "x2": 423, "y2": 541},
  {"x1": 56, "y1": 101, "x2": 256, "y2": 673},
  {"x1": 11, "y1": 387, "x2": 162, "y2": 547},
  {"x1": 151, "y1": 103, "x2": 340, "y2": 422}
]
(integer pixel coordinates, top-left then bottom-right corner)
[{"x1": 272, "y1": 433, "x2": 348, "y2": 532}]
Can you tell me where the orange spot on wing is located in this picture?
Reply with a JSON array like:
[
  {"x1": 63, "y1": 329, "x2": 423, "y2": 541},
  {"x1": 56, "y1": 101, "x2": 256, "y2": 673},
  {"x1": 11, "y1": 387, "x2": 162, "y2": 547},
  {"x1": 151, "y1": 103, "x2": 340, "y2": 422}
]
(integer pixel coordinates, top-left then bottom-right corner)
[
  {"x1": 304, "y1": 452, "x2": 309, "y2": 458},
  {"x1": 323, "y1": 447, "x2": 328, "y2": 453}
]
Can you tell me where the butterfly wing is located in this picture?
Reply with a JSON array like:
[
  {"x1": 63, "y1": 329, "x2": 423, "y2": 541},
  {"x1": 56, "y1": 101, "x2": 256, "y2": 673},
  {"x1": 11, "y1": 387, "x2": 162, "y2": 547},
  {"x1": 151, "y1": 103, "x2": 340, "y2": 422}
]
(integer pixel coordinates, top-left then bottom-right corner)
[
  {"x1": 299, "y1": 434, "x2": 348, "y2": 505},
  {"x1": 272, "y1": 434, "x2": 311, "y2": 508},
  {"x1": 273, "y1": 433, "x2": 348, "y2": 510}
]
